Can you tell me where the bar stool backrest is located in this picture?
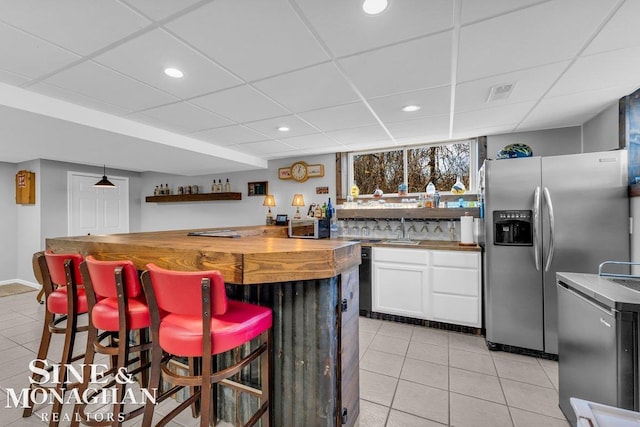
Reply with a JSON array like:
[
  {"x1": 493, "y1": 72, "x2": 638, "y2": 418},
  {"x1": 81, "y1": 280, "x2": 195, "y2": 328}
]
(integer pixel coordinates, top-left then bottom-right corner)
[
  {"x1": 84, "y1": 256, "x2": 142, "y2": 298},
  {"x1": 146, "y1": 263, "x2": 228, "y2": 316},
  {"x1": 45, "y1": 251, "x2": 84, "y2": 286}
]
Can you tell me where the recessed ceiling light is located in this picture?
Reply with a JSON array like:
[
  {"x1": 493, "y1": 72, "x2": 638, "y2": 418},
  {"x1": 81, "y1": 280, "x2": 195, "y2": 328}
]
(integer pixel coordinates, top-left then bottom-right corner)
[
  {"x1": 487, "y1": 83, "x2": 515, "y2": 102},
  {"x1": 164, "y1": 67, "x2": 184, "y2": 78},
  {"x1": 277, "y1": 126, "x2": 290, "y2": 132},
  {"x1": 362, "y1": 0, "x2": 388, "y2": 15},
  {"x1": 401, "y1": 105, "x2": 421, "y2": 112}
]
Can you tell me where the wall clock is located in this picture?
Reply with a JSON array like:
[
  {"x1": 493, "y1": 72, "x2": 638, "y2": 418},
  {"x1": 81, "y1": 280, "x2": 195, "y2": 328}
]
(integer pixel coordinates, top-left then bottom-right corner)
[{"x1": 279, "y1": 161, "x2": 324, "y2": 182}]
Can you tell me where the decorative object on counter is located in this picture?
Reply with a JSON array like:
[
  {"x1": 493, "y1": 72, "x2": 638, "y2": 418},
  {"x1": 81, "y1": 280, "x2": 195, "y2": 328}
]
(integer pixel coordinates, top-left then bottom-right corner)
[
  {"x1": 248, "y1": 181, "x2": 268, "y2": 196},
  {"x1": 451, "y1": 176, "x2": 466, "y2": 194},
  {"x1": 263, "y1": 194, "x2": 276, "y2": 225},
  {"x1": 496, "y1": 143, "x2": 533, "y2": 159},
  {"x1": 397, "y1": 182, "x2": 408, "y2": 196},
  {"x1": 291, "y1": 193, "x2": 305, "y2": 219},
  {"x1": 459, "y1": 213, "x2": 474, "y2": 245},
  {"x1": 279, "y1": 161, "x2": 324, "y2": 182},
  {"x1": 350, "y1": 181, "x2": 360, "y2": 198},
  {"x1": 373, "y1": 188, "x2": 383, "y2": 198},
  {"x1": 94, "y1": 165, "x2": 116, "y2": 188}
]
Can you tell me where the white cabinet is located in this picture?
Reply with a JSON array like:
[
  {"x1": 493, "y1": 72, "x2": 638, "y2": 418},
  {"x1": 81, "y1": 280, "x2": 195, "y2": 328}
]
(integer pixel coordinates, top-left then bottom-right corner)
[
  {"x1": 372, "y1": 248, "x2": 429, "y2": 319},
  {"x1": 372, "y1": 247, "x2": 482, "y2": 327},
  {"x1": 430, "y1": 251, "x2": 481, "y2": 327}
]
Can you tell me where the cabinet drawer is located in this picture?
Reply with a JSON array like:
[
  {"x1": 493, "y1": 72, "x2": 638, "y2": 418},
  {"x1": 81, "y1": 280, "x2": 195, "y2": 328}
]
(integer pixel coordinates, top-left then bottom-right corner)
[
  {"x1": 431, "y1": 267, "x2": 479, "y2": 296},
  {"x1": 431, "y1": 250, "x2": 479, "y2": 269},
  {"x1": 373, "y1": 247, "x2": 428, "y2": 265},
  {"x1": 431, "y1": 294, "x2": 480, "y2": 327}
]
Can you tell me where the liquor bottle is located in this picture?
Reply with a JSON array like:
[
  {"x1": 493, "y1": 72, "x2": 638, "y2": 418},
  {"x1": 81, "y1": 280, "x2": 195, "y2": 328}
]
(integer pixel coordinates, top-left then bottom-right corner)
[
  {"x1": 217, "y1": 179, "x2": 223, "y2": 193},
  {"x1": 322, "y1": 202, "x2": 327, "y2": 218},
  {"x1": 211, "y1": 179, "x2": 216, "y2": 193},
  {"x1": 314, "y1": 204, "x2": 322, "y2": 218},
  {"x1": 165, "y1": 184, "x2": 170, "y2": 195},
  {"x1": 224, "y1": 178, "x2": 231, "y2": 193},
  {"x1": 154, "y1": 186, "x2": 159, "y2": 196},
  {"x1": 327, "y1": 198, "x2": 333, "y2": 219}
]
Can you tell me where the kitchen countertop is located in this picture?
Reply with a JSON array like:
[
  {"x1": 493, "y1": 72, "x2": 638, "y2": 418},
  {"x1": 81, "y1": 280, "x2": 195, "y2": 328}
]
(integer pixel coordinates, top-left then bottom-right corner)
[
  {"x1": 338, "y1": 238, "x2": 482, "y2": 252},
  {"x1": 557, "y1": 272, "x2": 640, "y2": 311}
]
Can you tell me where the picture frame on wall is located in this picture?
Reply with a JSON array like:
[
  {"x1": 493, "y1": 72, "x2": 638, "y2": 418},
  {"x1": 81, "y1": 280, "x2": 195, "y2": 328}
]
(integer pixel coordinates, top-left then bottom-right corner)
[
  {"x1": 248, "y1": 181, "x2": 268, "y2": 196},
  {"x1": 621, "y1": 88, "x2": 640, "y2": 196}
]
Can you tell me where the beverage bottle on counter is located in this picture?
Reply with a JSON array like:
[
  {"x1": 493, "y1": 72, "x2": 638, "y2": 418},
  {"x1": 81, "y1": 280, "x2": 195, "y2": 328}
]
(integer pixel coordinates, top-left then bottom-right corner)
[
  {"x1": 322, "y1": 202, "x2": 327, "y2": 218},
  {"x1": 350, "y1": 181, "x2": 359, "y2": 199},
  {"x1": 327, "y1": 198, "x2": 333, "y2": 219},
  {"x1": 434, "y1": 191, "x2": 441, "y2": 208},
  {"x1": 314, "y1": 204, "x2": 322, "y2": 218},
  {"x1": 224, "y1": 178, "x2": 231, "y2": 192},
  {"x1": 217, "y1": 179, "x2": 223, "y2": 192},
  {"x1": 165, "y1": 184, "x2": 170, "y2": 195},
  {"x1": 211, "y1": 179, "x2": 216, "y2": 193}
]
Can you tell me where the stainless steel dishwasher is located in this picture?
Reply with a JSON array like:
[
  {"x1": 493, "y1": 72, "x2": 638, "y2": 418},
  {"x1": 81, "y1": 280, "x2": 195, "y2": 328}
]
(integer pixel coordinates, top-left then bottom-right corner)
[{"x1": 359, "y1": 246, "x2": 372, "y2": 315}]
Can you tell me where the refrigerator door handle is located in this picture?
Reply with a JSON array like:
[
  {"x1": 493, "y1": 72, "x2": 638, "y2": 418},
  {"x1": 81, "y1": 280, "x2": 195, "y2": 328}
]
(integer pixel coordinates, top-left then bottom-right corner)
[
  {"x1": 544, "y1": 187, "x2": 555, "y2": 272},
  {"x1": 533, "y1": 187, "x2": 541, "y2": 271}
]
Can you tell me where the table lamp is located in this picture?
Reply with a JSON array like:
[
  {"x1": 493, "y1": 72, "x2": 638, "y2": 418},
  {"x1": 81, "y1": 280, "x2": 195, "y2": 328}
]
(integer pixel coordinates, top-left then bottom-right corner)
[
  {"x1": 291, "y1": 193, "x2": 305, "y2": 219},
  {"x1": 263, "y1": 194, "x2": 276, "y2": 225}
]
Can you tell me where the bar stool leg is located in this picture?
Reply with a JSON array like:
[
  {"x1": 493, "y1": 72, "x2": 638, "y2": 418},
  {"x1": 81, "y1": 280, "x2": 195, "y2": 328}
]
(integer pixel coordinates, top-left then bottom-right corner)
[
  {"x1": 22, "y1": 309, "x2": 55, "y2": 417},
  {"x1": 50, "y1": 308, "x2": 79, "y2": 427}
]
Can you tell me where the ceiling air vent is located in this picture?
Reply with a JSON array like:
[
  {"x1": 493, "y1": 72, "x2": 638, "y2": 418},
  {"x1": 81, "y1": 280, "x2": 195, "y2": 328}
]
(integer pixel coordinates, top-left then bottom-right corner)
[{"x1": 487, "y1": 83, "x2": 515, "y2": 102}]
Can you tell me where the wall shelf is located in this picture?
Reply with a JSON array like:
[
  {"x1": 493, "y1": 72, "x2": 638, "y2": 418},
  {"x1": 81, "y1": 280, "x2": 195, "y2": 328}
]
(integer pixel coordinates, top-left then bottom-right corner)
[{"x1": 145, "y1": 192, "x2": 242, "y2": 203}]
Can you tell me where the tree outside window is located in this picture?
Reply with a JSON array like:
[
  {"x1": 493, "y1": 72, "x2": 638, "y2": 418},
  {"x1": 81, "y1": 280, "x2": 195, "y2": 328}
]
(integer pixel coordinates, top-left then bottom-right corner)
[{"x1": 352, "y1": 140, "x2": 472, "y2": 196}]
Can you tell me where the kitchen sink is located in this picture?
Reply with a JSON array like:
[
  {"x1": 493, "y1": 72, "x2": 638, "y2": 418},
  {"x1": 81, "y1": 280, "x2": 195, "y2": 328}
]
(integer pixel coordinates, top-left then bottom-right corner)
[{"x1": 383, "y1": 240, "x2": 421, "y2": 246}]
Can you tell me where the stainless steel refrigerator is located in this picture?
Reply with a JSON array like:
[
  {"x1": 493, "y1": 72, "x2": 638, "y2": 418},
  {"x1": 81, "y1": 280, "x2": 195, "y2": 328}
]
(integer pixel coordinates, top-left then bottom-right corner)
[{"x1": 483, "y1": 150, "x2": 629, "y2": 355}]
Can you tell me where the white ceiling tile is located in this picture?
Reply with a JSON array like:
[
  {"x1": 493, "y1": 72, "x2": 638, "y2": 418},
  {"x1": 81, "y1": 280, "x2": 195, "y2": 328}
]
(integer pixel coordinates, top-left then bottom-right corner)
[
  {"x1": 455, "y1": 62, "x2": 568, "y2": 112},
  {"x1": 166, "y1": 0, "x2": 329, "y2": 81},
  {"x1": 0, "y1": 22, "x2": 80, "y2": 79},
  {"x1": 93, "y1": 29, "x2": 242, "y2": 99},
  {"x1": 0, "y1": 68, "x2": 30, "y2": 86},
  {"x1": 520, "y1": 88, "x2": 629, "y2": 131},
  {"x1": 277, "y1": 133, "x2": 343, "y2": 150},
  {"x1": 547, "y1": 46, "x2": 640, "y2": 98},
  {"x1": 27, "y1": 82, "x2": 133, "y2": 116},
  {"x1": 460, "y1": 0, "x2": 548, "y2": 24},
  {"x1": 326, "y1": 124, "x2": 391, "y2": 146},
  {"x1": 253, "y1": 62, "x2": 359, "y2": 113},
  {"x1": 263, "y1": 144, "x2": 344, "y2": 160},
  {"x1": 42, "y1": 61, "x2": 178, "y2": 112},
  {"x1": 457, "y1": 0, "x2": 618, "y2": 82},
  {"x1": 294, "y1": 0, "x2": 453, "y2": 57},
  {"x1": 0, "y1": 0, "x2": 151, "y2": 55},
  {"x1": 584, "y1": 1, "x2": 640, "y2": 55},
  {"x1": 131, "y1": 102, "x2": 233, "y2": 133},
  {"x1": 190, "y1": 85, "x2": 289, "y2": 123},
  {"x1": 192, "y1": 125, "x2": 268, "y2": 146},
  {"x1": 244, "y1": 115, "x2": 318, "y2": 139},
  {"x1": 339, "y1": 32, "x2": 452, "y2": 98},
  {"x1": 121, "y1": 0, "x2": 201, "y2": 21},
  {"x1": 386, "y1": 115, "x2": 450, "y2": 140},
  {"x1": 368, "y1": 86, "x2": 451, "y2": 123},
  {"x1": 452, "y1": 124, "x2": 519, "y2": 141},
  {"x1": 232, "y1": 139, "x2": 292, "y2": 156},
  {"x1": 454, "y1": 101, "x2": 535, "y2": 132},
  {"x1": 298, "y1": 102, "x2": 377, "y2": 132}
]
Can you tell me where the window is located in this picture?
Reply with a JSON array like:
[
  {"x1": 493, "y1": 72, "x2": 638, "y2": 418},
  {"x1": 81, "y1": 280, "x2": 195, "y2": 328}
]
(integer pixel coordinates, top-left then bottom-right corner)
[{"x1": 349, "y1": 139, "x2": 476, "y2": 195}]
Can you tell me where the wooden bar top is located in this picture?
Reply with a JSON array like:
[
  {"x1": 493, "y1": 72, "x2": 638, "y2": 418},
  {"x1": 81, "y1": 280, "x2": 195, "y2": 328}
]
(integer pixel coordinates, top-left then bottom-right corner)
[{"x1": 46, "y1": 225, "x2": 361, "y2": 285}]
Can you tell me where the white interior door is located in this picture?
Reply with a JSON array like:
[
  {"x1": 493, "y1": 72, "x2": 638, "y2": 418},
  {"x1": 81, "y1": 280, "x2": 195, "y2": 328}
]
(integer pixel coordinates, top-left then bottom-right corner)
[{"x1": 68, "y1": 172, "x2": 129, "y2": 236}]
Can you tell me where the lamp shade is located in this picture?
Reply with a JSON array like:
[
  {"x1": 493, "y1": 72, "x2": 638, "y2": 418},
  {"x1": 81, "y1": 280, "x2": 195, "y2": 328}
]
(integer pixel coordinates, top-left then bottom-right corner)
[
  {"x1": 291, "y1": 193, "x2": 305, "y2": 207},
  {"x1": 262, "y1": 194, "x2": 276, "y2": 207},
  {"x1": 94, "y1": 165, "x2": 116, "y2": 188}
]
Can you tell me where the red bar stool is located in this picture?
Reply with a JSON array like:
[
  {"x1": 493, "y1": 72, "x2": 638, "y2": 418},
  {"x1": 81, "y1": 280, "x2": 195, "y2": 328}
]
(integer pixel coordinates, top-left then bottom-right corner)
[
  {"x1": 141, "y1": 264, "x2": 272, "y2": 427},
  {"x1": 23, "y1": 251, "x2": 88, "y2": 425},
  {"x1": 72, "y1": 256, "x2": 153, "y2": 426}
]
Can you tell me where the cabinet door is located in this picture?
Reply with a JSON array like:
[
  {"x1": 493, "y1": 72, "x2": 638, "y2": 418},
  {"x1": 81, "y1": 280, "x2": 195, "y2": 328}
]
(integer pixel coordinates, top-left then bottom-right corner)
[{"x1": 373, "y1": 262, "x2": 428, "y2": 319}]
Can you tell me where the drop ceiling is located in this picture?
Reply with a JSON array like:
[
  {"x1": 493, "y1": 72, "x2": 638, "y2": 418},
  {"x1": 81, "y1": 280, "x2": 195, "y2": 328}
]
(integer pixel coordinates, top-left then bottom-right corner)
[{"x1": 0, "y1": 0, "x2": 638, "y2": 175}]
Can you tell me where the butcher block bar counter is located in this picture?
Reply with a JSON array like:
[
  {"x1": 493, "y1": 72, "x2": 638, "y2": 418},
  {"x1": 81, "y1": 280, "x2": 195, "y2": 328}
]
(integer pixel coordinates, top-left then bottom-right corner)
[{"x1": 47, "y1": 226, "x2": 361, "y2": 427}]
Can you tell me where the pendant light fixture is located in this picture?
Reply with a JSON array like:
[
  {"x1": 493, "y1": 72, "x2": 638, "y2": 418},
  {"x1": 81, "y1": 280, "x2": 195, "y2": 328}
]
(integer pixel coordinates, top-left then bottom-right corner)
[{"x1": 94, "y1": 165, "x2": 116, "y2": 188}]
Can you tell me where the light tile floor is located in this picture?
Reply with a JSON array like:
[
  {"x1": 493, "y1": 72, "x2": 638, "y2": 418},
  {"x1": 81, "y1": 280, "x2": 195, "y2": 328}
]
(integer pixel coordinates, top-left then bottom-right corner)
[
  {"x1": 0, "y1": 290, "x2": 569, "y2": 426},
  {"x1": 356, "y1": 317, "x2": 569, "y2": 427}
]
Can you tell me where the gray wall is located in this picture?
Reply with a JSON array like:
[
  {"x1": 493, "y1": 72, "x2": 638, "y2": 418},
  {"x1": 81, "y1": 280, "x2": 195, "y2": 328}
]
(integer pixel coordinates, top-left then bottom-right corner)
[
  {"x1": 141, "y1": 154, "x2": 336, "y2": 231},
  {"x1": 583, "y1": 102, "x2": 619, "y2": 153},
  {"x1": 0, "y1": 162, "x2": 18, "y2": 282},
  {"x1": 487, "y1": 126, "x2": 582, "y2": 159}
]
